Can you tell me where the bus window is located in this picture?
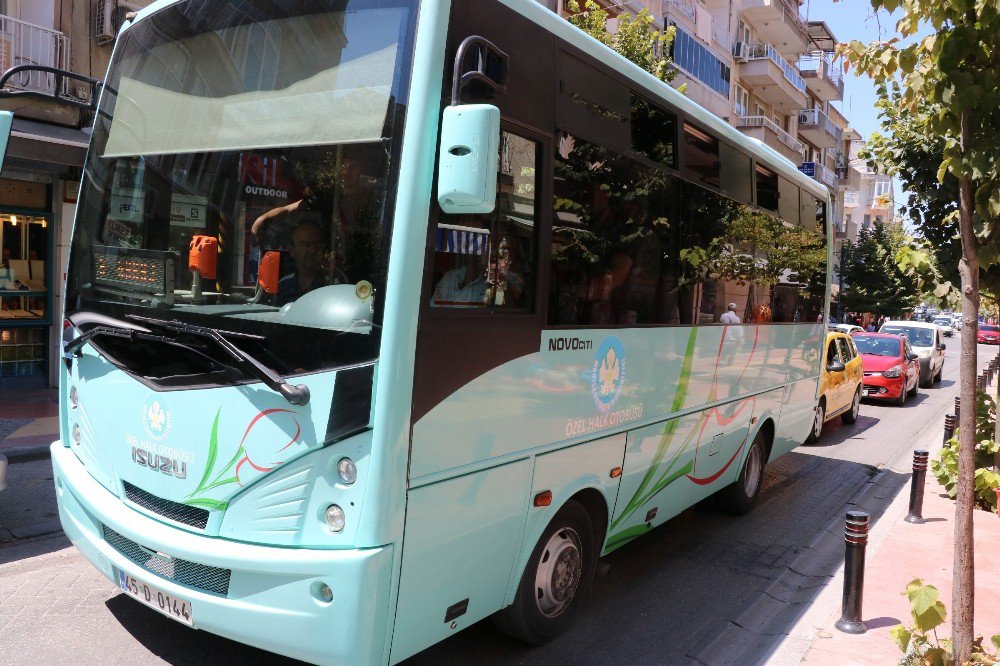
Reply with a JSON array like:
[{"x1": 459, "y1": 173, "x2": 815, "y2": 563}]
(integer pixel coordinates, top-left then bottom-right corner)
[
  {"x1": 630, "y1": 93, "x2": 677, "y2": 169},
  {"x1": 778, "y1": 176, "x2": 799, "y2": 227},
  {"x1": 720, "y1": 142, "x2": 752, "y2": 204},
  {"x1": 755, "y1": 164, "x2": 779, "y2": 212},
  {"x1": 551, "y1": 133, "x2": 680, "y2": 326},
  {"x1": 682, "y1": 122, "x2": 721, "y2": 188},
  {"x1": 431, "y1": 131, "x2": 537, "y2": 310}
]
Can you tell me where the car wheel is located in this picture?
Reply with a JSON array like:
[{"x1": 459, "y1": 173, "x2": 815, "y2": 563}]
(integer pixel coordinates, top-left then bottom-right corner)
[
  {"x1": 841, "y1": 388, "x2": 861, "y2": 424},
  {"x1": 805, "y1": 399, "x2": 824, "y2": 444},
  {"x1": 718, "y1": 430, "x2": 766, "y2": 514},
  {"x1": 934, "y1": 364, "x2": 943, "y2": 383},
  {"x1": 492, "y1": 501, "x2": 596, "y2": 645},
  {"x1": 896, "y1": 384, "x2": 907, "y2": 406},
  {"x1": 908, "y1": 377, "x2": 918, "y2": 398}
]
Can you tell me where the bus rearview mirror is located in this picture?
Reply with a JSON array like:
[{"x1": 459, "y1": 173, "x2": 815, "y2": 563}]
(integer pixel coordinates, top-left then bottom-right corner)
[
  {"x1": 0, "y1": 111, "x2": 14, "y2": 173},
  {"x1": 258, "y1": 251, "x2": 281, "y2": 295},
  {"x1": 437, "y1": 104, "x2": 499, "y2": 214}
]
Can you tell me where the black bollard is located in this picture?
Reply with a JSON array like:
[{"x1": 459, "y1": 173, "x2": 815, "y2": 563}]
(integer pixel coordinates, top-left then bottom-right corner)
[
  {"x1": 835, "y1": 511, "x2": 869, "y2": 634},
  {"x1": 955, "y1": 397, "x2": 961, "y2": 420},
  {"x1": 905, "y1": 450, "x2": 930, "y2": 524},
  {"x1": 943, "y1": 414, "x2": 957, "y2": 443}
]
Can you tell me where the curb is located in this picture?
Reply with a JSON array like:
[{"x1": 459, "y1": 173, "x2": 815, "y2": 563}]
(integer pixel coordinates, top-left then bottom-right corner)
[{"x1": 4, "y1": 444, "x2": 53, "y2": 464}]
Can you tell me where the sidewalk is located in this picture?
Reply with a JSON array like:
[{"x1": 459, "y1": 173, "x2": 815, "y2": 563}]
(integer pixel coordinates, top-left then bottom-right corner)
[
  {"x1": 0, "y1": 389, "x2": 59, "y2": 461},
  {"x1": 773, "y1": 416, "x2": 1000, "y2": 664}
]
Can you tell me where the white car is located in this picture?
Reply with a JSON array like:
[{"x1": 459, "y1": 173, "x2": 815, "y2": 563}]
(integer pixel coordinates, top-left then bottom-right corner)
[
  {"x1": 932, "y1": 317, "x2": 954, "y2": 337},
  {"x1": 951, "y1": 315, "x2": 962, "y2": 331},
  {"x1": 0, "y1": 453, "x2": 7, "y2": 492},
  {"x1": 880, "y1": 320, "x2": 947, "y2": 386},
  {"x1": 830, "y1": 324, "x2": 864, "y2": 335}
]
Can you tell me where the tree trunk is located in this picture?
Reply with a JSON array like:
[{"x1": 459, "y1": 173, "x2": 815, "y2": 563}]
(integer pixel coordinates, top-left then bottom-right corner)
[{"x1": 953, "y1": 109, "x2": 978, "y2": 665}]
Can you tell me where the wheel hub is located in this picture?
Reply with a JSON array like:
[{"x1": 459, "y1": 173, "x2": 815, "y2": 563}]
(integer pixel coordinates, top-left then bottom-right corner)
[{"x1": 535, "y1": 528, "x2": 583, "y2": 618}]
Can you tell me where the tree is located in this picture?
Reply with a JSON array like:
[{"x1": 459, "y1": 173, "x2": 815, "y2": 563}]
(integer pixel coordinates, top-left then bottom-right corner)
[
  {"x1": 839, "y1": 220, "x2": 920, "y2": 316},
  {"x1": 566, "y1": 1, "x2": 677, "y2": 83},
  {"x1": 840, "y1": 2, "x2": 1000, "y2": 660}
]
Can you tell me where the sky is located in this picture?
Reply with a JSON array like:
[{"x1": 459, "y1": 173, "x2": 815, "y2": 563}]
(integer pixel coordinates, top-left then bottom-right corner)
[{"x1": 801, "y1": 0, "x2": 933, "y2": 218}]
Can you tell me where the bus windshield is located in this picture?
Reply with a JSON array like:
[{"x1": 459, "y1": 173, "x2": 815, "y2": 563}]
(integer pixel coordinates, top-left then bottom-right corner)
[{"x1": 66, "y1": 0, "x2": 417, "y2": 387}]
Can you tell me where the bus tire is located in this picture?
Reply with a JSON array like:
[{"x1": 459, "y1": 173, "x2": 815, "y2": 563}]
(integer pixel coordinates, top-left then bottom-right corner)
[
  {"x1": 492, "y1": 500, "x2": 596, "y2": 645},
  {"x1": 718, "y1": 431, "x2": 765, "y2": 514}
]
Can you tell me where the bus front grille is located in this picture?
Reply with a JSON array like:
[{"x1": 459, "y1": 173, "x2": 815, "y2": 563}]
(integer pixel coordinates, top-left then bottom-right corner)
[
  {"x1": 103, "y1": 525, "x2": 231, "y2": 596},
  {"x1": 123, "y1": 481, "x2": 209, "y2": 530}
]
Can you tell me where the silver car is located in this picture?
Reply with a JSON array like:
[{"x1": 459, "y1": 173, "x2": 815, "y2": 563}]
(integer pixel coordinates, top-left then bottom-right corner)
[
  {"x1": 933, "y1": 317, "x2": 954, "y2": 337},
  {"x1": 0, "y1": 453, "x2": 7, "y2": 492}
]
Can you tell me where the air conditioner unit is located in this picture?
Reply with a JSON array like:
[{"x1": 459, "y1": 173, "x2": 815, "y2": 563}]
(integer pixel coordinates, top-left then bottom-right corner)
[
  {"x1": 732, "y1": 41, "x2": 748, "y2": 62},
  {"x1": 96, "y1": 0, "x2": 141, "y2": 44}
]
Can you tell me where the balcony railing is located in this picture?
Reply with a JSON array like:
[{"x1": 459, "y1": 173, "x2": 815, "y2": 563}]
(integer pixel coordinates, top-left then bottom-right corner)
[
  {"x1": 745, "y1": 42, "x2": 806, "y2": 93},
  {"x1": 797, "y1": 51, "x2": 845, "y2": 98},
  {"x1": 800, "y1": 161, "x2": 837, "y2": 188},
  {"x1": 736, "y1": 115, "x2": 804, "y2": 153},
  {"x1": 797, "y1": 107, "x2": 843, "y2": 142},
  {"x1": 844, "y1": 190, "x2": 860, "y2": 207},
  {"x1": 662, "y1": 0, "x2": 696, "y2": 22},
  {"x1": 0, "y1": 15, "x2": 70, "y2": 95},
  {"x1": 711, "y1": 17, "x2": 731, "y2": 51}
]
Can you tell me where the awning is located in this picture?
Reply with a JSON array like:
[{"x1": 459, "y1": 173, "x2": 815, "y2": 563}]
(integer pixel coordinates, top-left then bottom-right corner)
[
  {"x1": 6, "y1": 117, "x2": 91, "y2": 169},
  {"x1": 807, "y1": 21, "x2": 838, "y2": 52}
]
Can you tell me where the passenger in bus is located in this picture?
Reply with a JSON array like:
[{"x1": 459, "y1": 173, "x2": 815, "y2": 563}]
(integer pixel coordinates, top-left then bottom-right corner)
[
  {"x1": 432, "y1": 250, "x2": 488, "y2": 307},
  {"x1": 276, "y1": 221, "x2": 347, "y2": 307}
]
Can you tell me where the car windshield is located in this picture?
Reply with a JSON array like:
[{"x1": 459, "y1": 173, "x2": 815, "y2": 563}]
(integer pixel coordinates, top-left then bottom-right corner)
[
  {"x1": 982, "y1": 325, "x2": 1000, "y2": 333},
  {"x1": 933, "y1": 319, "x2": 950, "y2": 325},
  {"x1": 853, "y1": 335, "x2": 900, "y2": 357},
  {"x1": 881, "y1": 326, "x2": 934, "y2": 347},
  {"x1": 64, "y1": 0, "x2": 418, "y2": 387}
]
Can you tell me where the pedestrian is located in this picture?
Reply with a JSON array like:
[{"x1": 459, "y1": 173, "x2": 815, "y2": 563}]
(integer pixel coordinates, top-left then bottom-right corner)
[
  {"x1": 865, "y1": 322, "x2": 875, "y2": 332},
  {"x1": 720, "y1": 302, "x2": 741, "y2": 325}
]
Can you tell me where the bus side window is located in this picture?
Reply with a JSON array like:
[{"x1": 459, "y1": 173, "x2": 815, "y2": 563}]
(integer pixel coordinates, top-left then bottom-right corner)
[{"x1": 431, "y1": 131, "x2": 538, "y2": 311}]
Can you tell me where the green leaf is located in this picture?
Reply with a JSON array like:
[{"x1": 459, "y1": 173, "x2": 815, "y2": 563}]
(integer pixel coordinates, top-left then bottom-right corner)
[
  {"x1": 991, "y1": 634, "x2": 1000, "y2": 651},
  {"x1": 890, "y1": 624, "x2": 912, "y2": 651},
  {"x1": 183, "y1": 497, "x2": 230, "y2": 511},
  {"x1": 189, "y1": 408, "x2": 222, "y2": 498}
]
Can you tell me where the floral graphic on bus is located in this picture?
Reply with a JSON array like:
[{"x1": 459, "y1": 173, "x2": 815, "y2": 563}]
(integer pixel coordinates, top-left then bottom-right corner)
[
  {"x1": 591, "y1": 336, "x2": 626, "y2": 413},
  {"x1": 183, "y1": 407, "x2": 301, "y2": 511}
]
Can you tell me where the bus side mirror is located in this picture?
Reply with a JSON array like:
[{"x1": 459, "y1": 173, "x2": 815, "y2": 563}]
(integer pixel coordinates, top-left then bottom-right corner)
[
  {"x1": 0, "y1": 111, "x2": 13, "y2": 172},
  {"x1": 437, "y1": 104, "x2": 499, "y2": 214},
  {"x1": 258, "y1": 251, "x2": 281, "y2": 295}
]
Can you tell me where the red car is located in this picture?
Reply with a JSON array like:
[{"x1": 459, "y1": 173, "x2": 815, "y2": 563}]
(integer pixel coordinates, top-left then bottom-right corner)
[
  {"x1": 853, "y1": 333, "x2": 921, "y2": 405},
  {"x1": 978, "y1": 324, "x2": 1000, "y2": 344}
]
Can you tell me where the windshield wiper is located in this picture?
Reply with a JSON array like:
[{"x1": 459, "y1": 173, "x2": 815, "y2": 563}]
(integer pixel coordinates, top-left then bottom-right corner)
[
  {"x1": 64, "y1": 323, "x2": 186, "y2": 358},
  {"x1": 127, "y1": 315, "x2": 310, "y2": 406}
]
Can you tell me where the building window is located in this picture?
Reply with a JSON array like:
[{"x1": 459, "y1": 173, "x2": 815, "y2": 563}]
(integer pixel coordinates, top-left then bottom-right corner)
[
  {"x1": 1, "y1": 214, "x2": 49, "y2": 322},
  {"x1": 873, "y1": 180, "x2": 891, "y2": 197},
  {"x1": 734, "y1": 84, "x2": 749, "y2": 117},
  {"x1": 671, "y1": 26, "x2": 731, "y2": 98},
  {"x1": 863, "y1": 214, "x2": 872, "y2": 229}
]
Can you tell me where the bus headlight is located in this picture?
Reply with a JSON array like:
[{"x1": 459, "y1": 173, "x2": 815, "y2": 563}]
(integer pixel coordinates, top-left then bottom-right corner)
[
  {"x1": 71, "y1": 423, "x2": 81, "y2": 444},
  {"x1": 324, "y1": 504, "x2": 346, "y2": 532},
  {"x1": 337, "y1": 457, "x2": 357, "y2": 485},
  {"x1": 69, "y1": 386, "x2": 79, "y2": 409}
]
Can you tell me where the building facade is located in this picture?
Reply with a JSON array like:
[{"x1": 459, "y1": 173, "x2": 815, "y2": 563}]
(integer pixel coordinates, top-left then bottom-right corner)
[{"x1": 0, "y1": 0, "x2": 153, "y2": 389}]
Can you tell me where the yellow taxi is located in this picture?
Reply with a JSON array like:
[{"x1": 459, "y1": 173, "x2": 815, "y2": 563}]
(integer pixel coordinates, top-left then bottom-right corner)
[{"x1": 806, "y1": 331, "x2": 864, "y2": 442}]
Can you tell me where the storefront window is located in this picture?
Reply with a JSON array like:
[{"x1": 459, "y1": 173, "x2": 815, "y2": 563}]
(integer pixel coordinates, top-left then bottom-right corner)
[
  {"x1": 0, "y1": 214, "x2": 49, "y2": 322},
  {"x1": 0, "y1": 327, "x2": 46, "y2": 378}
]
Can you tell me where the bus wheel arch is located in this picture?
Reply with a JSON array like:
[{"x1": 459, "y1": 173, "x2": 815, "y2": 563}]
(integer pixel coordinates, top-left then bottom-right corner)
[
  {"x1": 492, "y1": 496, "x2": 602, "y2": 645},
  {"x1": 757, "y1": 418, "x2": 775, "y2": 463}
]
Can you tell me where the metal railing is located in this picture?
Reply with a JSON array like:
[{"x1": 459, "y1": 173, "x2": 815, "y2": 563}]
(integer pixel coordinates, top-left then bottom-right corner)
[
  {"x1": 0, "y1": 15, "x2": 70, "y2": 95},
  {"x1": 747, "y1": 42, "x2": 807, "y2": 93},
  {"x1": 797, "y1": 51, "x2": 845, "y2": 97},
  {"x1": 797, "y1": 107, "x2": 843, "y2": 142},
  {"x1": 813, "y1": 161, "x2": 837, "y2": 188},
  {"x1": 662, "y1": 0, "x2": 696, "y2": 22},
  {"x1": 711, "y1": 17, "x2": 732, "y2": 51},
  {"x1": 775, "y1": 0, "x2": 809, "y2": 45},
  {"x1": 736, "y1": 115, "x2": 804, "y2": 153}
]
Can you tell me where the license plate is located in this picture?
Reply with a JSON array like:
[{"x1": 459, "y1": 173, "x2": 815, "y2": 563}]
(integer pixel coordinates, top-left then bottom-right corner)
[{"x1": 117, "y1": 569, "x2": 193, "y2": 625}]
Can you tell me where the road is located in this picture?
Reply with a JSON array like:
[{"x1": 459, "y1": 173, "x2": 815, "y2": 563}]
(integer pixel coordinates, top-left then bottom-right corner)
[{"x1": 0, "y1": 336, "x2": 991, "y2": 665}]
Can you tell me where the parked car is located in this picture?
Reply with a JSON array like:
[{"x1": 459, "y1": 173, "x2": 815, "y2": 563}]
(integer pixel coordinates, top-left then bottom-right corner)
[
  {"x1": 853, "y1": 333, "x2": 921, "y2": 406},
  {"x1": 978, "y1": 324, "x2": 1000, "y2": 344},
  {"x1": 932, "y1": 316, "x2": 954, "y2": 337},
  {"x1": 879, "y1": 320, "x2": 946, "y2": 386},
  {"x1": 829, "y1": 323, "x2": 864, "y2": 335},
  {"x1": 807, "y1": 332, "x2": 864, "y2": 443},
  {"x1": 951, "y1": 314, "x2": 962, "y2": 331},
  {"x1": 0, "y1": 453, "x2": 7, "y2": 492}
]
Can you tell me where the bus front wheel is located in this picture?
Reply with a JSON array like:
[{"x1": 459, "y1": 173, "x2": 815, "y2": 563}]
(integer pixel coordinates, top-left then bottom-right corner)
[{"x1": 492, "y1": 500, "x2": 596, "y2": 645}]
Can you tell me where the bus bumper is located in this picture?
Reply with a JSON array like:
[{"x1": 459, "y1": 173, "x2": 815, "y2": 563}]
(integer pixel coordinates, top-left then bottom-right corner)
[{"x1": 51, "y1": 443, "x2": 394, "y2": 666}]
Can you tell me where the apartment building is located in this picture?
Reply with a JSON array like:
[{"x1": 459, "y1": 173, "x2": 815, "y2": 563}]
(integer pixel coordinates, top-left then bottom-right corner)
[{"x1": 0, "y1": 0, "x2": 154, "y2": 389}]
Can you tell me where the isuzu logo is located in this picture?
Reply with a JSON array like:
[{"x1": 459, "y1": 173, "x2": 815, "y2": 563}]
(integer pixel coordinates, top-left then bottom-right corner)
[{"x1": 131, "y1": 446, "x2": 188, "y2": 479}]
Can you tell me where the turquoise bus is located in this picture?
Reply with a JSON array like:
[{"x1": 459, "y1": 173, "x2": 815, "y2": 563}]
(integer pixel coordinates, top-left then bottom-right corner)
[{"x1": 44, "y1": 0, "x2": 830, "y2": 663}]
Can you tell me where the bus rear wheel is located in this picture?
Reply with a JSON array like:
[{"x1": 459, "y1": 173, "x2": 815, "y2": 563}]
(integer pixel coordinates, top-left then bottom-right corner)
[
  {"x1": 492, "y1": 500, "x2": 596, "y2": 645},
  {"x1": 718, "y1": 431, "x2": 766, "y2": 514}
]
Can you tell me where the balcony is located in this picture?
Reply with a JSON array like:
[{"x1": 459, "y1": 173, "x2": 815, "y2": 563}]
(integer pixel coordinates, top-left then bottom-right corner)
[
  {"x1": 838, "y1": 162, "x2": 861, "y2": 189},
  {"x1": 797, "y1": 107, "x2": 842, "y2": 148},
  {"x1": 736, "y1": 115, "x2": 804, "y2": 164},
  {"x1": 843, "y1": 190, "x2": 860, "y2": 208},
  {"x1": 799, "y1": 161, "x2": 837, "y2": 190},
  {"x1": 0, "y1": 15, "x2": 70, "y2": 95},
  {"x1": 740, "y1": 0, "x2": 810, "y2": 57},
  {"x1": 711, "y1": 16, "x2": 732, "y2": 52},
  {"x1": 736, "y1": 42, "x2": 808, "y2": 111},
  {"x1": 662, "y1": 0, "x2": 696, "y2": 22},
  {"x1": 797, "y1": 51, "x2": 844, "y2": 102}
]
